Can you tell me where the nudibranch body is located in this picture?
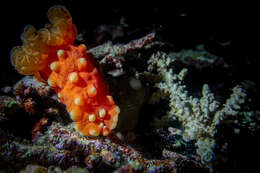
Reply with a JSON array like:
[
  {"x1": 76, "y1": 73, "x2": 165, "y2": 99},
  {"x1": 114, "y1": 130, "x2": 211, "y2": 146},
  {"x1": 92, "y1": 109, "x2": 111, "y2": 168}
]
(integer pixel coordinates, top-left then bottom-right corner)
[{"x1": 10, "y1": 6, "x2": 120, "y2": 136}]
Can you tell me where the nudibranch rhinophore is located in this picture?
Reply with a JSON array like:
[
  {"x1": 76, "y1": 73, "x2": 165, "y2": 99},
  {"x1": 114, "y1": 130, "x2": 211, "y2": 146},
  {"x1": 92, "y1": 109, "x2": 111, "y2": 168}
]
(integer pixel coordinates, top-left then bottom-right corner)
[{"x1": 10, "y1": 5, "x2": 120, "y2": 136}]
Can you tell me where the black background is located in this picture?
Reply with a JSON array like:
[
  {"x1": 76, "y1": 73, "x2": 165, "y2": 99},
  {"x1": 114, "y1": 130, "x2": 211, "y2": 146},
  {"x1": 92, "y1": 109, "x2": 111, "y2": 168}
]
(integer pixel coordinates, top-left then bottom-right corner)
[{"x1": 0, "y1": 1, "x2": 258, "y2": 87}]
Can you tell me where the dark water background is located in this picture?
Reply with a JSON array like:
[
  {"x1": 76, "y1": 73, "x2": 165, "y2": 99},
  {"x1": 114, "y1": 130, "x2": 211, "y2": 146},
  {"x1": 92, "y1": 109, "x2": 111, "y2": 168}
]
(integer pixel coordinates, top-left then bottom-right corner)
[{"x1": 0, "y1": 1, "x2": 258, "y2": 88}]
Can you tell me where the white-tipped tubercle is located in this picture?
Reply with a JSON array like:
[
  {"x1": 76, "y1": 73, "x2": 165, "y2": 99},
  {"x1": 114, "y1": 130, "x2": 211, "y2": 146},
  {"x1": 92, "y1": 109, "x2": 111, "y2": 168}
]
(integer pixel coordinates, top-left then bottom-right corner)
[
  {"x1": 47, "y1": 78, "x2": 56, "y2": 87},
  {"x1": 77, "y1": 57, "x2": 87, "y2": 71},
  {"x1": 74, "y1": 97, "x2": 83, "y2": 106},
  {"x1": 99, "y1": 123, "x2": 104, "y2": 128},
  {"x1": 50, "y1": 61, "x2": 59, "y2": 72},
  {"x1": 69, "y1": 72, "x2": 78, "y2": 83},
  {"x1": 99, "y1": 108, "x2": 106, "y2": 118},
  {"x1": 88, "y1": 114, "x2": 96, "y2": 122},
  {"x1": 115, "y1": 106, "x2": 120, "y2": 114},
  {"x1": 69, "y1": 109, "x2": 76, "y2": 121},
  {"x1": 79, "y1": 58, "x2": 87, "y2": 65},
  {"x1": 57, "y1": 49, "x2": 65, "y2": 59},
  {"x1": 109, "y1": 114, "x2": 118, "y2": 130},
  {"x1": 102, "y1": 127, "x2": 109, "y2": 136},
  {"x1": 88, "y1": 85, "x2": 97, "y2": 96},
  {"x1": 89, "y1": 129, "x2": 99, "y2": 136}
]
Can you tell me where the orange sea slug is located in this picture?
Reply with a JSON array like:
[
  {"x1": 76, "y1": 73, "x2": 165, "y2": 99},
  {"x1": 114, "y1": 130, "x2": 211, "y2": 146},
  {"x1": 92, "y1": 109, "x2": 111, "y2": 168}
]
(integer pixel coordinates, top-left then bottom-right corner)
[{"x1": 10, "y1": 6, "x2": 120, "y2": 136}]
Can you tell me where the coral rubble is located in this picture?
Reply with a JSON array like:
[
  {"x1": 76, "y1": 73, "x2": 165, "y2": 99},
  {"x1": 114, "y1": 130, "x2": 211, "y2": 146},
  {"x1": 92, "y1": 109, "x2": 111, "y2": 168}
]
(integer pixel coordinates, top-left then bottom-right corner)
[{"x1": 0, "y1": 122, "x2": 205, "y2": 172}]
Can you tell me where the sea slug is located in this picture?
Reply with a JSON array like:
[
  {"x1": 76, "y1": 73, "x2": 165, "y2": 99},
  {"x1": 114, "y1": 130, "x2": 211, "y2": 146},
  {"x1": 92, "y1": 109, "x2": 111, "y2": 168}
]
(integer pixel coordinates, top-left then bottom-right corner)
[{"x1": 10, "y1": 6, "x2": 120, "y2": 136}]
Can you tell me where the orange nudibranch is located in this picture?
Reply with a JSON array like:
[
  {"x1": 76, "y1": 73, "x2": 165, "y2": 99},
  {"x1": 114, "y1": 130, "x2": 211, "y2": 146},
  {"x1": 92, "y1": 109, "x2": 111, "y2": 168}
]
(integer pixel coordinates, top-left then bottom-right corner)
[{"x1": 10, "y1": 6, "x2": 120, "y2": 136}]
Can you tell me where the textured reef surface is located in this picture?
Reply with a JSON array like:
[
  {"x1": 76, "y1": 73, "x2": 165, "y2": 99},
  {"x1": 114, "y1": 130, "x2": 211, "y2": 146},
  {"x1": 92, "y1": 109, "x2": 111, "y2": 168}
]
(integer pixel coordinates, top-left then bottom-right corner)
[{"x1": 0, "y1": 3, "x2": 259, "y2": 173}]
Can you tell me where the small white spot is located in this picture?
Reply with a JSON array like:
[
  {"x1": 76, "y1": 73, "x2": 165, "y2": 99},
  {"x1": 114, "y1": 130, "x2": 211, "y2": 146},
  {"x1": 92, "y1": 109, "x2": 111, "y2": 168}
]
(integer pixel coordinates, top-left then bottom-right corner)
[
  {"x1": 99, "y1": 123, "x2": 104, "y2": 128},
  {"x1": 88, "y1": 85, "x2": 96, "y2": 96},
  {"x1": 88, "y1": 114, "x2": 96, "y2": 122},
  {"x1": 90, "y1": 87, "x2": 95, "y2": 93},
  {"x1": 99, "y1": 108, "x2": 106, "y2": 118},
  {"x1": 57, "y1": 49, "x2": 65, "y2": 59},
  {"x1": 50, "y1": 62, "x2": 59, "y2": 71},
  {"x1": 77, "y1": 58, "x2": 87, "y2": 71},
  {"x1": 74, "y1": 97, "x2": 83, "y2": 106},
  {"x1": 69, "y1": 72, "x2": 78, "y2": 83},
  {"x1": 79, "y1": 58, "x2": 86, "y2": 65}
]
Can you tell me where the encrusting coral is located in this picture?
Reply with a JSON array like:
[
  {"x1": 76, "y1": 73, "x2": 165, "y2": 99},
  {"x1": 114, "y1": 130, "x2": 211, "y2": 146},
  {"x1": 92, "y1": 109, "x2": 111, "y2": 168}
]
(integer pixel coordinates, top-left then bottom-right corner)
[{"x1": 10, "y1": 6, "x2": 119, "y2": 137}]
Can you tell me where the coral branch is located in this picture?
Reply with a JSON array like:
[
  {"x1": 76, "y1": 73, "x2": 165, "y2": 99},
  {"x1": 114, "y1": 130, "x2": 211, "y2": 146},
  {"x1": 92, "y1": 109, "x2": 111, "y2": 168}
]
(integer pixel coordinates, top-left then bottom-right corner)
[{"x1": 146, "y1": 51, "x2": 259, "y2": 163}]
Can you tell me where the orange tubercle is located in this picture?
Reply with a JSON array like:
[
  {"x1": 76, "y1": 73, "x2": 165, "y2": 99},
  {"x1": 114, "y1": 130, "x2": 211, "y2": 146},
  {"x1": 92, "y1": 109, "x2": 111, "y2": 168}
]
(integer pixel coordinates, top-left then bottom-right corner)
[{"x1": 10, "y1": 6, "x2": 120, "y2": 137}]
